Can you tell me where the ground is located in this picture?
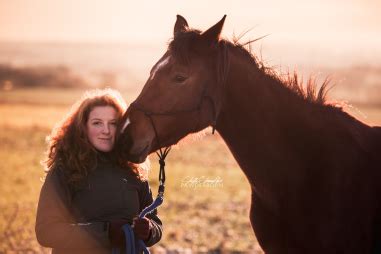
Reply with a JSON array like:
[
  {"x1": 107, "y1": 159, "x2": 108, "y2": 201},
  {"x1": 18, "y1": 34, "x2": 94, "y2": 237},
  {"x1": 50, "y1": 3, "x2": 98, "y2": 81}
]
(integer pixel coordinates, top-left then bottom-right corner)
[{"x1": 1, "y1": 88, "x2": 380, "y2": 253}]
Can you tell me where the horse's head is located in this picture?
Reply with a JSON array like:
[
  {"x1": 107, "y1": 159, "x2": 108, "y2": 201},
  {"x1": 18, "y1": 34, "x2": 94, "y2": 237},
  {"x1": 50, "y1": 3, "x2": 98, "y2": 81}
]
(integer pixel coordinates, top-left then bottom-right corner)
[{"x1": 119, "y1": 15, "x2": 229, "y2": 163}]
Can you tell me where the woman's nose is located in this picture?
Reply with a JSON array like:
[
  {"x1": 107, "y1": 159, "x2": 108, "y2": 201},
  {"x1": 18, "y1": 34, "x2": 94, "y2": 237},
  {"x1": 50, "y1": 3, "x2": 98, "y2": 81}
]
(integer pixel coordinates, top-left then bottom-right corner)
[{"x1": 102, "y1": 124, "x2": 110, "y2": 134}]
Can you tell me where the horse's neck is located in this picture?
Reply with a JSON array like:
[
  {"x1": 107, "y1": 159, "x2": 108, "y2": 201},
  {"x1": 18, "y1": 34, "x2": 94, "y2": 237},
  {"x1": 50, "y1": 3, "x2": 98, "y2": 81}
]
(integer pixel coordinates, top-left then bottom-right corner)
[{"x1": 217, "y1": 55, "x2": 312, "y2": 194}]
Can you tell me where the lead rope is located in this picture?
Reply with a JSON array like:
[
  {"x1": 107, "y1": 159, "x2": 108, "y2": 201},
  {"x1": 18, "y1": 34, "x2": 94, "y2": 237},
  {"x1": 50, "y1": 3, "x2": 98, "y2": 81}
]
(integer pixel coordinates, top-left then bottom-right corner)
[{"x1": 112, "y1": 116, "x2": 170, "y2": 254}]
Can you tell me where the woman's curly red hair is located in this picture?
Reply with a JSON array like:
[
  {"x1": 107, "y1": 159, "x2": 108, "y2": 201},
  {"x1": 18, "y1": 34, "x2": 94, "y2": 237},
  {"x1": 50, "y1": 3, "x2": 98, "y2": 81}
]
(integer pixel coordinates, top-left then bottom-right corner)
[{"x1": 44, "y1": 88, "x2": 148, "y2": 186}]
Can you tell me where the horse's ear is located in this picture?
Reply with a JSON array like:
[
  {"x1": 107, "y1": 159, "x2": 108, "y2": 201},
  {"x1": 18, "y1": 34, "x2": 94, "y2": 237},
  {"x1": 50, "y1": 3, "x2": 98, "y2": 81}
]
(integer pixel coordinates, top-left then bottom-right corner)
[
  {"x1": 174, "y1": 15, "x2": 189, "y2": 37},
  {"x1": 201, "y1": 15, "x2": 226, "y2": 45}
]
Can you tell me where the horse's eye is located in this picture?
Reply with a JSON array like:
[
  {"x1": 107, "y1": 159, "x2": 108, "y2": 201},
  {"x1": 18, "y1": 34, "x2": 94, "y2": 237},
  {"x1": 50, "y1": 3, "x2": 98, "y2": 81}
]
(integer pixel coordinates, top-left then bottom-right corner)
[{"x1": 174, "y1": 75, "x2": 187, "y2": 83}]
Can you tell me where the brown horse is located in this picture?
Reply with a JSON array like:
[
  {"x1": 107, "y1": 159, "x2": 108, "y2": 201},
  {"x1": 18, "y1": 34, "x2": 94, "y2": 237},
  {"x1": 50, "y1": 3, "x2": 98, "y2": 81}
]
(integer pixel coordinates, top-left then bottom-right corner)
[{"x1": 118, "y1": 15, "x2": 381, "y2": 253}]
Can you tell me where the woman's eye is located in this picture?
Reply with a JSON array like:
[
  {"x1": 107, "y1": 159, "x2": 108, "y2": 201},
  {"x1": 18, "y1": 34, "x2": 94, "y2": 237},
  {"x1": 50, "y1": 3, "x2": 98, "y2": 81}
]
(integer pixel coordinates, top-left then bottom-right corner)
[
  {"x1": 93, "y1": 121, "x2": 102, "y2": 126},
  {"x1": 174, "y1": 75, "x2": 187, "y2": 83}
]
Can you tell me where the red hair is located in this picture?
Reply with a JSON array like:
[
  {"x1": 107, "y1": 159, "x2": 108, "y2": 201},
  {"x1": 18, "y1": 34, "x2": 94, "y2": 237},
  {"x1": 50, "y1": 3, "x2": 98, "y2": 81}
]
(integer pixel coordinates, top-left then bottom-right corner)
[{"x1": 44, "y1": 88, "x2": 147, "y2": 186}]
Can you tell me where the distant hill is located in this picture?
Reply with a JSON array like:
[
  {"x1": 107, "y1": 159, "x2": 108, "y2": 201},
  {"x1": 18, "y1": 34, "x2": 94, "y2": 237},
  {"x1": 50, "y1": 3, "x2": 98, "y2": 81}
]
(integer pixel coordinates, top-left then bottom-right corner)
[
  {"x1": 0, "y1": 42, "x2": 380, "y2": 106},
  {"x1": 0, "y1": 64, "x2": 88, "y2": 89}
]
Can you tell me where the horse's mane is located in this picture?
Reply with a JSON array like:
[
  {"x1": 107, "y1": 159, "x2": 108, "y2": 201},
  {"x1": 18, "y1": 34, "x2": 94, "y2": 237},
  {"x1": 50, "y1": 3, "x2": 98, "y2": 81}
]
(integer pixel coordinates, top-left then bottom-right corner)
[
  {"x1": 231, "y1": 40, "x2": 330, "y2": 105},
  {"x1": 169, "y1": 30, "x2": 331, "y2": 106}
]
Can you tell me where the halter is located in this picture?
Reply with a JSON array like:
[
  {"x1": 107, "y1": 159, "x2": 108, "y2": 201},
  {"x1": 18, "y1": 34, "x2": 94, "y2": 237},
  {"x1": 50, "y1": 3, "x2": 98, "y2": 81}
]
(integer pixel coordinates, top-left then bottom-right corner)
[
  {"x1": 129, "y1": 78, "x2": 220, "y2": 147},
  {"x1": 127, "y1": 41, "x2": 230, "y2": 149},
  {"x1": 126, "y1": 79, "x2": 219, "y2": 195}
]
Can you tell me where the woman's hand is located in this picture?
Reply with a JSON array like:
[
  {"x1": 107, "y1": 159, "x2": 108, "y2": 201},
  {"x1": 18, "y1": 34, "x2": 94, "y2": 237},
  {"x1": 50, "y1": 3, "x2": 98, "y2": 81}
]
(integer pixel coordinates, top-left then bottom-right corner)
[{"x1": 132, "y1": 217, "x2": 152, "y2": 241}]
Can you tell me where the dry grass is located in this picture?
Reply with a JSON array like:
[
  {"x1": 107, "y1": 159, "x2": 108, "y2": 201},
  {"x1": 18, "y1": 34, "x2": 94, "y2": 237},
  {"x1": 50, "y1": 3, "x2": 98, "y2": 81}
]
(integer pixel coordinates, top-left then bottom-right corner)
[
  {"x1": 1, "y1": 88, "x2": 380, "y2": 253},
  {"x1": 0, "y1": 125, "x2": 50, "y2": 253}
]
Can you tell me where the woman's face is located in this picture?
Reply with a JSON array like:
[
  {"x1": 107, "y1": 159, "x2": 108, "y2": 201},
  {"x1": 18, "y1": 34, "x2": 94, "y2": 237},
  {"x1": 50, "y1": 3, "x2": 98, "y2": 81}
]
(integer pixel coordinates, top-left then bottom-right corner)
[{"x1": 86, "y1": 106, "x2": 118, "y2": 152}]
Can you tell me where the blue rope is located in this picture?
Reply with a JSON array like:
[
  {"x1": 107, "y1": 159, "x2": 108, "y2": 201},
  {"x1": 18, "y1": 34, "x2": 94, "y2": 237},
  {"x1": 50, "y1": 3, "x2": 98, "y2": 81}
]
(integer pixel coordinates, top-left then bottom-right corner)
[
  {"x1": 111, "y1": 194, "x2": 164, "y2": 254},
  {"x1": 112, "y1": 147, "x2": 169, "y2": 254},
  {"x1": 139, "y1": 195, "x2": 163, "y2": 219}
]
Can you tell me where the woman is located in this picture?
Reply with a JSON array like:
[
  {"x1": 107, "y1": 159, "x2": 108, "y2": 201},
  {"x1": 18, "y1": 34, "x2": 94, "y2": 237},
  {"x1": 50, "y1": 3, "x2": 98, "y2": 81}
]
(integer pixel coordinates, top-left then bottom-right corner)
[{"x1": 35, "y1": 89, "x2": 162, "y2": 254}]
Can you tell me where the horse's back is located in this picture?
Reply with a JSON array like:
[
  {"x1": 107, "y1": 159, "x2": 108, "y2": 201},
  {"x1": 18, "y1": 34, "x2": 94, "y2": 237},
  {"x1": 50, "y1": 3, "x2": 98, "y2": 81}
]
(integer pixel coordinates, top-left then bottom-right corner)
[
  {"x1": 372, "y1": 126, "x2": 381, "y2": 142},
  {"x1": 370, "y1": 126, "x2": 381, "y2": 253},
  {"x1": 370, "y1": 126, "x2": 381, "y2": 173},
  {"x1": 372, "y1": 126, "x2": 381, "y2": 149}
]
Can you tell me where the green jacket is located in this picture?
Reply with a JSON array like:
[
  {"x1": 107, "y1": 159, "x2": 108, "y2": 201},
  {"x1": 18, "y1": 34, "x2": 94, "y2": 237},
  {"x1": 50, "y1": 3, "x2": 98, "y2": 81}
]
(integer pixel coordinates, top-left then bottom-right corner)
[{"x1": 35, "y1": 159, "x2": 162, "y2": 254}]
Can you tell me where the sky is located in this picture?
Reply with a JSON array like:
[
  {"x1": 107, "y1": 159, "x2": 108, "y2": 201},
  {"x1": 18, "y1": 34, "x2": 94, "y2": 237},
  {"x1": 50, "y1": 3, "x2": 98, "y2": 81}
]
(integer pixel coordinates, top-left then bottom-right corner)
[
  {"x1": 0, "y1": 0, "x2": 380, "y2": 71},
  {"x1": 0, "y1": 0, "x2": 380, "y2": 47}
]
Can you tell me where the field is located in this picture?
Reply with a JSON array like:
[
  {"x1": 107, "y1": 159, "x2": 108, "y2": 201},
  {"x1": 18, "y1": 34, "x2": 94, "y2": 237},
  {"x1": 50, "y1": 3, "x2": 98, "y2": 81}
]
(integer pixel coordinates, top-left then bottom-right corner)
[{"x1": 0, "y1": 88, "x2": 380, "y2": 253}]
